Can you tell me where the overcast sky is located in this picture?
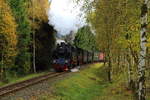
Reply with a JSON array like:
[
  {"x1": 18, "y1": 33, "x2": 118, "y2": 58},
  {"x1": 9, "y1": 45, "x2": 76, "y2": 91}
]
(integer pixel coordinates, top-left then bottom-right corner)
[{"x1": 48, "y1": 0, "x2": 86, "y2": 35}]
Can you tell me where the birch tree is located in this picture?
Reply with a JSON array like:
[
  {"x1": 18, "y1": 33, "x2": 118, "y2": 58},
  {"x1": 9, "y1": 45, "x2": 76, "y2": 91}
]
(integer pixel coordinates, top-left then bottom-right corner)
[{"x1": 138, "y1": 0, "x2": 149, "y2": 100}]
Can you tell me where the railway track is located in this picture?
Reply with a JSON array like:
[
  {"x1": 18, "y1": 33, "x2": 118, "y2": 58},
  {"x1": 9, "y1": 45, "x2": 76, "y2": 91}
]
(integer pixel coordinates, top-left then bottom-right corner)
[{"x1": 0, "y1": 72, "x2": 66, "y2": 97}]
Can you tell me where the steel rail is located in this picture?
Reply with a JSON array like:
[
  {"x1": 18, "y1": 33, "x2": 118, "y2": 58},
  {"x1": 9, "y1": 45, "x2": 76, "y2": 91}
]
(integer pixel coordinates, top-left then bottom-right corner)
[{"x1": 0, "y1": 72, "x2": 66, "y2": 97}]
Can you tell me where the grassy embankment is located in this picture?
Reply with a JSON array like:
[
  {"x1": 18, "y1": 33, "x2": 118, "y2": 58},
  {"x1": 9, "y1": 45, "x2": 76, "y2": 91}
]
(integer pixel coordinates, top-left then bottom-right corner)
[
  {"x1": 38, "y1": 63, "x2": 146, "y2": 100},
  {"x1": 0, "y1": 72, "x2": 48, "y2": 87}
]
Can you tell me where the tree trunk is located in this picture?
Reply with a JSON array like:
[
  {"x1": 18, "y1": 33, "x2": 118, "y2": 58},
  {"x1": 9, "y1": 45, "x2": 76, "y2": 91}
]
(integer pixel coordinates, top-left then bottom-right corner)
[
  {"x1": 104, "y1": 51, "x2": 106, "y2": 66},
  {"x1": 107, "y1": 52, "x2": 112, "y2": 82},
  {"x1": 138, "y1": 1, "x2": 148, "y2": 100},
  {"x1": 117, "y1": 55, "x2": 120, "y2": 70},
  {"x1": 33, "y1": 31, "x2": 36, "y2": 73},
  {"x1": 126, "y1": 51, "x2": 133, "y2": 88},
  {"x1": 0, "y1": 51, "x2": 6, "y2": 82},
  {"x1": 32, "y1": 1, "x2": 36, "y2": 73}
]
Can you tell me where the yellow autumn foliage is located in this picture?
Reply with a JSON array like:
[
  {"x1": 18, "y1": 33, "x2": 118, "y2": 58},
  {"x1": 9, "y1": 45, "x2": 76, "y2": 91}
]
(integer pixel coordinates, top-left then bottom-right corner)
[
  {"x1": 28, "y1": 0, "x2": 50, "y2": 29},
  {"x1": 0, "y1": 0, "x2": 17, "y2": 66}
]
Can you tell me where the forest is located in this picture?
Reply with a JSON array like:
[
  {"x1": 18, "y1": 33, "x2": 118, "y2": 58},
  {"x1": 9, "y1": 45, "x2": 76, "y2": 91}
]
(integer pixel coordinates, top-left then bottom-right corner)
[
  {"x1": 0, "y1": 0, "x2": 55, "y2": 82},
  {"x1": 86, "y1": 0, "x2": 150, "y2": 100},
  {"x1": 0, "y1": 0, "x2": 150, "y2": 100}
]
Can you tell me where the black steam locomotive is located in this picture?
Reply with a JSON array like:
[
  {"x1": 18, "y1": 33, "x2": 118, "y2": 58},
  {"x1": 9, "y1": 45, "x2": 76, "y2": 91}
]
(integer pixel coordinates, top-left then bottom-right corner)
[{"x1": 52, "y1": 42, "x2": 104, "y2": 71}]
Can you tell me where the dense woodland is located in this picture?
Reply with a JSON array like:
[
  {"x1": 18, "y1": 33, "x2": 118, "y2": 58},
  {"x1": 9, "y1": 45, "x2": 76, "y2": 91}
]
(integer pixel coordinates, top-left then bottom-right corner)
[
  {"x1": 0, "y1": 0, "x2": 55, "y2": 81},
  {"x1": 74, "y1": 26, "x2": 97, "y2": 51},
  {"x1": 85, "y1": 0, "x2": 150, "y2": 99},
  {"x1": 0, "y1": 0, "x2": 150, "y2": 100}
]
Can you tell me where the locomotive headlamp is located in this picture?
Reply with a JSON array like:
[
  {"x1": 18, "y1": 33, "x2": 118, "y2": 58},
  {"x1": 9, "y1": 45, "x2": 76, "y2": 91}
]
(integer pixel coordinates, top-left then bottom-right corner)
[
  {"x1": 65, "y1": 60, "x2": 68, "y2": 63},
  {"x1": 53, "y1": 60, "x2": 56, "y2": 63}
]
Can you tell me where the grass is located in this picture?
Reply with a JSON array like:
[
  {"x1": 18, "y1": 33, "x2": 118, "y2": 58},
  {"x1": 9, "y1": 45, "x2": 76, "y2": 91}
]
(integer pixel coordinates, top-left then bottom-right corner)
[
  {"x1": 52, "y1": 63, "x2": 106, "y2": 100},
  {"x1": 0, "y1": 72, "x2": 48, "y2": 87},
  {"x1": 37, "y1": 63, "x2": 137, "y2": 100},
  {"x1": 5, "y1": 63, "x2": 149, "y2": 100}
]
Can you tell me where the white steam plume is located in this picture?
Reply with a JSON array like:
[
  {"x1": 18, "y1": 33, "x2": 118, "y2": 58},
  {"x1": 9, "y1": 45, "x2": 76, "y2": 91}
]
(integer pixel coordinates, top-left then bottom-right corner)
[{"x1": 48, "y1": 0, "x2": 86, "y2": 35}]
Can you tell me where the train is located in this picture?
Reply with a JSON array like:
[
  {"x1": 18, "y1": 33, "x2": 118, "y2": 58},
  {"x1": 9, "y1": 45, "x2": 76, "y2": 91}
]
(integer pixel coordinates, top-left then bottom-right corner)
[{"x1": 52, "y1": 41, "x2": 104, "y2": 71}]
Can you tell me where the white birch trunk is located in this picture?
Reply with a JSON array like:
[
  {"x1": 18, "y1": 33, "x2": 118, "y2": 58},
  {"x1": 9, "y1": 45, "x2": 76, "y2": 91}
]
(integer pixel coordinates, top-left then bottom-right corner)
[
  {"x1": 127, "y1": 51, "x2": 133, "y2": 87},
  {"x1": 138, "y1": 0, "x2": 149, "y2": 100}
]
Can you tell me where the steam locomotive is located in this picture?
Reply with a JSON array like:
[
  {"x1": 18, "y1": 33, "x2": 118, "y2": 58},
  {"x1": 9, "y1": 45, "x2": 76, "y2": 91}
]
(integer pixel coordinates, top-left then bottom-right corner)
[{"x1": 52, "y1": 42, "x2": 104, "y2": 71}]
